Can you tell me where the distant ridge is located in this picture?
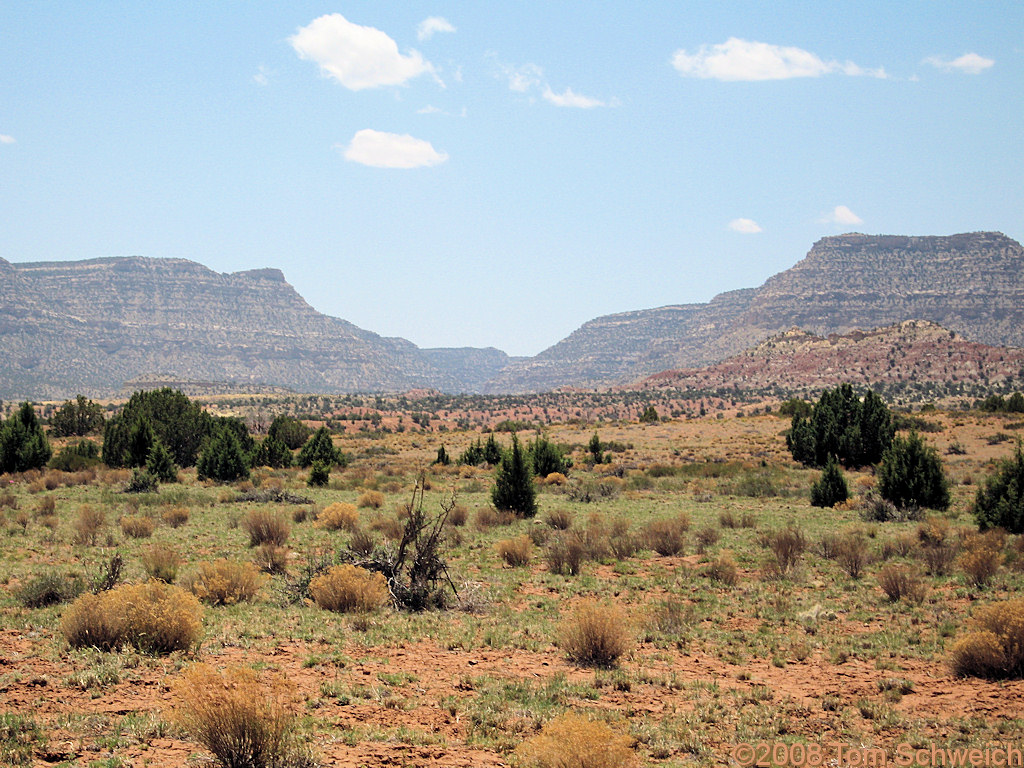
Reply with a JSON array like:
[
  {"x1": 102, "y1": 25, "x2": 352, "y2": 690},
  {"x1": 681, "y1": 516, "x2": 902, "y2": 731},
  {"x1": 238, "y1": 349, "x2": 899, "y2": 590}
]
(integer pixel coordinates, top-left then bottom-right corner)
[
  {"x1": 481, "y1": 232, "x2": 1024, "y2": 392},
  {"x1": 633, "y1": 320, "x2": 1024, "y2": 396},
  {"x1": 1, "y1": 231, "x2": 1022, "y2": 400},
  {"x1": 0, "y1": 256, "x2": 513, "y2": 400}
]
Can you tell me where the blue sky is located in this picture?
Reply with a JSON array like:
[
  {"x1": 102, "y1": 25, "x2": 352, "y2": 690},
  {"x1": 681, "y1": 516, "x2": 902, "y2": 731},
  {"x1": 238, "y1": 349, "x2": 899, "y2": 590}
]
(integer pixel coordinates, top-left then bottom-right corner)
[{"x1": 1, "y1": 2, "x2": 1021, "y2": 356}]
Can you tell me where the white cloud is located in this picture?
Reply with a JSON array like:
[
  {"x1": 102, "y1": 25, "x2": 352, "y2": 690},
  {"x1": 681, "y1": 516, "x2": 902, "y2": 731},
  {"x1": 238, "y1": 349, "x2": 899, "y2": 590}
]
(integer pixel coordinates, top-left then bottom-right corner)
[
  {"x1": 0, "y1": 134, "x2": 15, "y2": 145},
  {"x1": 341, "y1": 129, "x2": 448, "y2": 169},
  {"x1": 729, "y1": 218, "x2": 763, "y2": 234},
  {"x1": 924, "y1": 52, "x2": 994, "y2": 74},
  {"x1": 492, "y1": 57, "x2": 613, "y2": 108},
  {"x1": 500, "y1": 61, "x2": 545, "y2": 93},
  {"x1": 542, "y1": 86, "x2": 608, "y2": 109},
  {"x1": 829, "y1": 205, "x2": 863, "y2": 225},
  {"x1": 417, "y1": 16, "x2": 455, "y2": 41},
  {"x1": 252, "y1": 65, "x2": 271, "y2": 86},
  {"x1": 672, "y1": 37, "x2": 886, "y2": 81},
  {"x1": 290, "y1": 13, "x2": 435, "y2": 91}
]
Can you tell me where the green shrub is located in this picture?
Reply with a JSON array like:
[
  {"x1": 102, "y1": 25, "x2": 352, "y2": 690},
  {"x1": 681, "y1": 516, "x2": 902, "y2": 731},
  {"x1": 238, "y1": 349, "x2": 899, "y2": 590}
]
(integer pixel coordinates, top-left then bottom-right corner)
[
  {"x1": 810, "y1": 455, "x2": 849, "y2": 508},
  {"x1": 973, "y1": 441, "x2": 1024, "y2": 534},
  {"x1": 878, "y1": 432, "x2": 950, "y2": 510},
  {"x1": 492, "y1": 434, "x2": 537, "y2": 517},
  {"x1": 15, "y1": 569, "x2": 85, "y2": 608},
  {"x1": 297, "y1": 427, "x2": 345, "y2": 468}
]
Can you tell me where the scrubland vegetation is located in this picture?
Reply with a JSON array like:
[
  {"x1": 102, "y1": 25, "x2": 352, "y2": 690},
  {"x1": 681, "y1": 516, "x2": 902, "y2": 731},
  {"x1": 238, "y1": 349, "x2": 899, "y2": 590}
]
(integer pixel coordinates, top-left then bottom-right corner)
[{"x1": 1, "y1": 387, "x2": 1023, "y2": 766}]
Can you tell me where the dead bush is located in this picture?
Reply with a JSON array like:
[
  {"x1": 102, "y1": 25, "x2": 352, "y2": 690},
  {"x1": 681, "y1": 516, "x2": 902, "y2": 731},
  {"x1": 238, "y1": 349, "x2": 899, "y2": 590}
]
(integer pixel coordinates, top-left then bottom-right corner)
[
  {"x1": 816, "y1": 532, "x2": 843, "y2": 560},
  {"x1": 161, "y1": 506, "x2": 190, "y2": 528},
  {"x1": 368, "y1": 514, "x2": 405, "y2": 541},
  {"x1": 141, "y1": 544, "x2": 182, "y2": 583},
  {"x1": 348, "y1": 528, "x2": 376, "y2": 557},
  {"x1": 242, "y1": 510, "x2": 291, "y2": 548},
  {"x1": 447, "y1": 504, "x2": 468, "y2": 527},
  {"x1": 920, "y1": 540, "x2": 959, "y2": 576},
  {"x1": 34, "y1": 495, "x2": 56, "y2": 516},
  {"x1": 878, "y1": 564, "x2": 928, "y2": 604},
  {"x1": 186, "y1": 560, "x2": 266, "y2": 606},
  {"x1": 546, "y1": 533, "x2": 586, "y2": 576},
  {"x1": 644, "y1": 514, "x2": 690, "y2": 556},
  {"x1": 950, "y1": 598, "x2": 1024, "y2": 678},
  {"x1": 315, "y1": 502, "x2": 359, "y2": 532},
  {"x1": 705, "y1": 550, "x2": 739, "y2": 586},
  {"x1": 60, "y1": 580, "x2": 202, "y2": 653},
  {"x1": 559, "y1": 600, "x2": 633, "y2": 667},
  {"x1": 515, "y1": 711, "x2": 634, "y2": 768},
  {"x1": 544, "y1": 508, "x2": 575, "y2": 530},
  {"x1": 608, "y1": 519, "x2": 640, "y2": 560},
  {"x1": 72, "y1": 505, "x2": 106, "y2": 546},
  {"x1": 309, "y1": 564, "x2": 388, "y2": 613},
  {"x1": 253, "y1": 544, "x2": 290, "y2": 575},
  {"x1": 836, "y1": 534, "x2": 870, "y2": 579},
  {"x1": 694, "y1": 525, "x2": 720, "y2": 554},
  {"x1": 496, "y1": 535, "x2": 533, "y2": 567},
  {"x1": 357, "y1": 490, "x2": 385, "y2": 509},
  {"x1": 171, "y1": 663, "x2": 310, "y2": 768},
  {"x1": 763, "y1": 526, "x2": 807, "y2": 578},
  {"x1": 120, "y1": 515, "x2": 155, "y2": 539},
  {"x1": 473, "y1": 506, "x2": 515, "y2": 530}
]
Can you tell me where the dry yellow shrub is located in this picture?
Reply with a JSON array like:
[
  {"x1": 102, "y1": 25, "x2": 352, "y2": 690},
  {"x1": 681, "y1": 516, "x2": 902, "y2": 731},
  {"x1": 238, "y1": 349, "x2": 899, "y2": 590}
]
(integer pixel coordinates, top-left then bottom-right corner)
[
  {"x1": 950, "y1": 598, "x2": 1024, "y2": 678},
  {"x1": 316, "y1": 502, "x2": 360, "y2": 532},
  {"x1": 559, "y1": 600, "x2": 633, "y2": 667},
  {"x1": 516, "y1": 712, "x2": 634, "y2": 768},
  {"x1": 496, "y1": 535, "x2": 533, "y2": 567},
  {"x1": 172, "y1": 664, "x2": 306, "y2": 768},
  {"x1": 161, "y1": 506, "x2": 190, "y2": 528},
  {"x1": 544, "y1": 472, "x2": 568, "y2": 486},
  {"x1": 309, "y1": 564, "x2": 388, "y2": 613},
  {"x1": 357, "y1": 490, "x2": 385, "y2": 509},
  {"x1": 60, "y1": 580, "x2": 202, "y2": 654},
  {"x1": 141, "y1": 544, "x2": 182, "y2": 583},
  {"x1": 187, "y1": 559, "x2": 266, "y2": 606},
  {"x1": 120, "y1": 515, "x2": 155, "y2": 539}
]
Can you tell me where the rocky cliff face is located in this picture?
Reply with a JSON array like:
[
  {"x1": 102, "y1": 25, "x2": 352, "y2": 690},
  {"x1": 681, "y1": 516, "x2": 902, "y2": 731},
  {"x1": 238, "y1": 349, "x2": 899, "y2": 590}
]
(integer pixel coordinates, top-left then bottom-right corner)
[
  {"x1": 0, "y1": 256, "x2": 512, "y2": 400},
  {"x1": 483, "y1": 232, "x2": 1024, "y2": 392}
]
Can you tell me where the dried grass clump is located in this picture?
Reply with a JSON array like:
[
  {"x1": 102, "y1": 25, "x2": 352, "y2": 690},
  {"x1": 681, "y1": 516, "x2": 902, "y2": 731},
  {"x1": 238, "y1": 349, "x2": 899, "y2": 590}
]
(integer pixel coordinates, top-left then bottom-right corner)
[
  {"x1": 315, "y1": 502, "x2": 359, "y2": 532},
  {"x1": 763, "y1": 526, "x2": 807, "y2": 578},
  {"x1": 877, "y1": 564, "x2": 928, "y2": 604},
  {"x1": 496, "y1": 535, "x2": 533, "y2": 567},
  {"x1": 544, "y1": 508, "x2": 575, "y2": 530},
  {"x1": 171, "y1": 664, "x2": 310, "y2": 768},
  {"x1": 447, "y1": 504, "x2": 468, "y2": 527},
  {"x1": 950, "y1": 598, "x2": 1024, "y2": 679},
  {"x1": 242, "y1": 510, "x2": 291, "y2": 548},
  {"x1": 644, "y1": 514, "x2": 690, "y2": 556},
  {"x1": 957, "y1": 532, "x2": 1004, "y2": 588},
  {"x1": 515, "y1": 711, "x2": 634, "y2": 768},
  {"x1": 473, "y1": 506, "x2": 515, "y2": 530},
  {"x1": 34, "y1": 495, "x2": 56, "y2": 516},
  {"x1": 141, "y1": 544, "x2": 182, "y2": 583},
  {"x1": 559, "y1": 600, "x2": 633, "y2": 667},
  {"x1": 543, "y1": 472, "x2": 568, "y2": 487},
  {"x1": 309, "y1": 564, "x2": 389, "y2": 613},
  {"x1": 368, "y1": 514, "x2": 405, "y2": 541},
  {"x1": 836, "y1": 534, "x2": 870, "y2": 579},
  {"x1": 546, "y1": 533, "x2": 586, "y2": 576},
  {"x1": 72, "y1": 505, "x2": 106, "y2": 546},
  {"x1": 357, "y1": 490, "x2": 385, "y2": 509},
  {"x1": 253, "y1": 544, "x2": 290, "y2": 575},
  {"x1": 120, "y1": 515, "x2": 155, "y2": 539},
  {"x1": 694, "y1": 525, "x2": 720, "y2": 554},
  {"x1": 60, "y1": 580, "x2": 202, "y2": 653},
  {"x1": 161, "y1": 506, "x2": 190, "y2": 528},
  {"x1": 705, "y1": 550, "x2": 739, "y2": 586},
  {"x1": 187, "y1": 560, "x2": 266, "y2": 606}
]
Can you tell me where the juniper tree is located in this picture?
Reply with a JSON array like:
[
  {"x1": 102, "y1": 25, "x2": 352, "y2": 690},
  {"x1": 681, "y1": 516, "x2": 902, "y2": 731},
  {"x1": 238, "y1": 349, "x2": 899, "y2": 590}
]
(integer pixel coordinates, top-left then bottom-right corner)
[
  {"x1": 492, "y1": 434, "x2": 537, "y2": 517},
  {"x1": 878, "y1": 431, "x2": 950, "y2": 511}
]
